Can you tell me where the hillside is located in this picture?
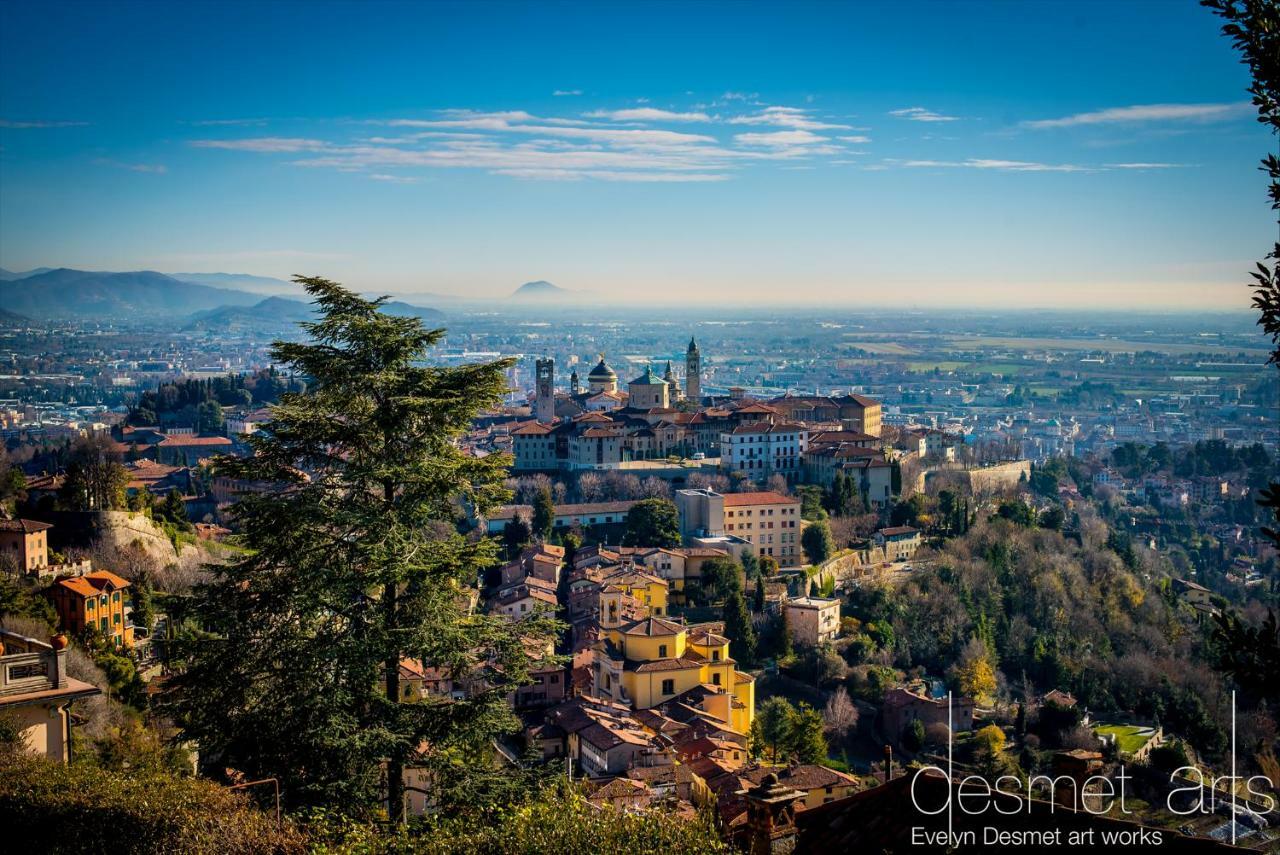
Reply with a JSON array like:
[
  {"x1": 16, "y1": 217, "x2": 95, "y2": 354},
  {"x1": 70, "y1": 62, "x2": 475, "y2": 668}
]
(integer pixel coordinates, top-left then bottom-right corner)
[
  {"x1": 0, "y1": 268, "x2": 261, "y2": 319},
  {"x1": 0, "y1": 307, "x2": 31, "y2": 325},
  {"x1": 184, "y1": 296, "x2": 318, "y2": 333},
  {"x1": 379, "y1": 300, "x2": 445, "y2": 320},
  {"x1": 172, "y1": 272, "x2": 297, "y2": 295}
]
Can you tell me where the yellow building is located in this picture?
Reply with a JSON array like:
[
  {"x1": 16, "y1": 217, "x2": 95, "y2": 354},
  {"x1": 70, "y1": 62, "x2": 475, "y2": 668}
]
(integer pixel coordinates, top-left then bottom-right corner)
[
  {"x1": 0, "y1": 518, "x2": 52, "y2": 576},
  {"x1": 0, "y1": 630, "x2": 100, "y2": 763},
  {"x1": 595, "y1": 591, "x2": 755, "y2": 735},
  {"x1": 600, "y1": 567, "x2": 669, "y2": 617}
]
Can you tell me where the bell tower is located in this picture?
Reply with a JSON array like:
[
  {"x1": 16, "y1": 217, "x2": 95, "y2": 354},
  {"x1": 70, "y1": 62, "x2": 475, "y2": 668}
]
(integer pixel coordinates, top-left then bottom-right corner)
[
  {"x1": 534, "y1": 358, "x2": 555, "y2": 423},
  {"x1": 685, "y1": 337, "x2": 701, "y2": 404}
]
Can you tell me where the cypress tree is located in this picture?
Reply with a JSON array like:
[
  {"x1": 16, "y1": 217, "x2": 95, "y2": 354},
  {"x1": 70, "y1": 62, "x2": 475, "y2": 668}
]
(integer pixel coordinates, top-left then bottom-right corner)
[
  {"x1": 722, "y1": 588, "x2": 757, "y2": 667},
  {"x1": 532, "y1": 485, "x2": 555, "y2": 541}
]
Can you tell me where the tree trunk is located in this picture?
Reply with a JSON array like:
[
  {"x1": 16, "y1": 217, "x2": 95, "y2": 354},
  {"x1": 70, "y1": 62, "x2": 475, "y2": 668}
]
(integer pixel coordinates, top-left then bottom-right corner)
[{"x1": 382, "y1": 481, "x2": 405, "y2": 825}]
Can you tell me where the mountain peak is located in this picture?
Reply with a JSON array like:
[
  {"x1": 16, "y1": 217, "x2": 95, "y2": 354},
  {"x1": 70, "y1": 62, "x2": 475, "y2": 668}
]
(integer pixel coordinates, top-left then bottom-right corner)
[{"x1": 511, "y1": 280, "x2": 570, "y2": 299}]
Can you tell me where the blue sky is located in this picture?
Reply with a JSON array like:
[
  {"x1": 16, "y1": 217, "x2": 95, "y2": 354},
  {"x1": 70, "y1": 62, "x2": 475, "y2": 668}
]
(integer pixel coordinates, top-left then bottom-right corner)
[{"x1": 0, "y1": 0, "x2": 1273, "y2": 308}]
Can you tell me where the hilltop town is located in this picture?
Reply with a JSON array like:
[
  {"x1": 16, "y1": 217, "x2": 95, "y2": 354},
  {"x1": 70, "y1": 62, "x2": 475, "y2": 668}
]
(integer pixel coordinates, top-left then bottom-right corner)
[{"x1": 1, "y1": 293, "x2": 1276, "y2": 851}]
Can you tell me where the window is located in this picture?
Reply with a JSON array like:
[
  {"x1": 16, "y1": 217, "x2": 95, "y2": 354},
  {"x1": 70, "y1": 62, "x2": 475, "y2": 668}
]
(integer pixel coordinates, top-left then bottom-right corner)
[
  {"x1": 658, "y1": 644, "x2": 668, "y2": 658},
  {"x1": 712, "y1": 673, "x2": 721, "y2": 685},
  {"x1": 113, "y1": 591, "x2": 121, "y2": 603},
  {"x1": 661, "y1": 679, "x2": 674, "y2": 695},
  {"x1": 711, "y1": 650, "x2": 720, "y2": 662}
]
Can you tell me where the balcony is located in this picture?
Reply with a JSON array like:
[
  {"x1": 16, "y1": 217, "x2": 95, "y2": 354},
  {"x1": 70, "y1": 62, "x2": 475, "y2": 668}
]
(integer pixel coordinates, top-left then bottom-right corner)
[{"x1": 0, "y1": 631, "x2": 69, "y2": 698}]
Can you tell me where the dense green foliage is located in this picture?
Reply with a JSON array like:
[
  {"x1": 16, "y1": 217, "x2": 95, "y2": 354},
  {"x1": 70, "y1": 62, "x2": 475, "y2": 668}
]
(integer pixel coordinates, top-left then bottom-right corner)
[
  {"x1": 371, "y1": 779, "x2": 728, "y2": 854},
  {"x1": 0, "y1": 748, "x2": 726, "y2": 855},
  {"x1": 750, "y1": 696, "x2": 828, "y2": 765},
  {"x1": 823, "y1": 471, "x2": 865, "y2": 518},
  {"x1": 531, "y1": 485, "x2": 555, "y2": 540},
  {"x1": 129, "y1": 368, "x2": 302, "y2": 427},
  {"x1": 697, "y1": 555, "x2": 742, "y2": 605},
  {"x1": 802, "y1": 519, "x2": 834, "y2": 565},
  {"x1": 168, "y1": 278, "x2": 557, "y2": 821},
  {"x1": 845, "y1": 519, "x2": 1230, "y2": 757},
  {"x1": 620, "y1": 498, "x2": 681, "y2": 548},
  {"x1": 0, "y1": 747, "x2": 305, "y2": 855},
  {"x1": 722, "y1": 588, "x2": 757, "y2": 667}
]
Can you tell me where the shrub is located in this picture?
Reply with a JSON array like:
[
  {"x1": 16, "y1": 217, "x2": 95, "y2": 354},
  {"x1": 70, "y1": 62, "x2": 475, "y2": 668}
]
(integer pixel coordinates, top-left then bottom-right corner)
[{"x1": 0, "y1": 747, "x2": 304, "y2": 854}]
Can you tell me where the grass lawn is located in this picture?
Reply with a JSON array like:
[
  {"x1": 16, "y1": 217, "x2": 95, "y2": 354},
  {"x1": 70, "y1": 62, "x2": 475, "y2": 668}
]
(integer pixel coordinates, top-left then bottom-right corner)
[{"x1": 1094, "y1": 723, "x2": 1153, "y2": 755}]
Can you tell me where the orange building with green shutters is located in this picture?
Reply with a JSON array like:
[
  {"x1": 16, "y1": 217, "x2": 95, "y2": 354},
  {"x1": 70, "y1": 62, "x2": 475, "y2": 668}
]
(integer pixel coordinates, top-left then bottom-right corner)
[{"x1": 50, "y1": 571, "x2": 134, "y2": 649}]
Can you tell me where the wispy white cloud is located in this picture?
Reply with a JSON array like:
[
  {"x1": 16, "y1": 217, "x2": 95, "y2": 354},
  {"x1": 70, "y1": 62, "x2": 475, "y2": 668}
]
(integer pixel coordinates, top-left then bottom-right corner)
[
  {"x1": 369, "y1": 173, "x2": 419, "y2": 183},
  {"x1": 895, "y1": 158, "x2": 1092, "y2": 172},
  {"x1": 890, "y1": 107, "x2": 959, "y2": 123},
  {"x1": 584, "y1": 108, "x2": 712, "y2": 123},
  {"x1": 185, "y1": 118, "x2": 269, "y2": 127},
  {"x1": 0, "y1": 119, "x2": 89, "y2": 128},
  {"x1": 193, "y1": 106, "x2": 858, "y2": 183},
  {"x1": 94, "y1": 158, "x2": 168, "y2": 173},
  {"x1": 491, "y1": 168, "x2": 729, "y2": 182},
  {"x1": 379, "y1": 112, "x2": 716, "y2": 146},
  {"x1": 552, "y1": 89, "x2": 582, "y2": 97},
  {"x1": 191, "y1": 137, "x2": 330, "y2": 152},
  {"x1": 838, "y1": 135, "x2": 872, "y2": 144},
  {"x1": 734, "y1": 129, "x2": 830, "y2": 147},
  {"x1": 728, "y1": 106, "x2": 851, "y2": 130},
  {"x1": 1104, "y1": 162, "x2": 1190, "y2": 169},
  {"x1": 1023, "y1": 102, "x2": 1248, "y2": 129}
]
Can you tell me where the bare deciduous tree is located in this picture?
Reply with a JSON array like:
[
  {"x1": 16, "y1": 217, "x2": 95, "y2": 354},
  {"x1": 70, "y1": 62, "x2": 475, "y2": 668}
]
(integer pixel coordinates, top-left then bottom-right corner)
[{"x1": 823, "y1": 685, "x2": 859, "y2": 742}]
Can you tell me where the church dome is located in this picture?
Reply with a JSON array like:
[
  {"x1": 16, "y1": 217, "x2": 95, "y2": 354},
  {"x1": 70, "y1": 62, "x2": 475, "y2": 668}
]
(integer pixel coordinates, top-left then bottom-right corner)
[
  {"x1": 588, "y1": 357, "x2": 617, "y2": 381},
  {"x1": 630, "y1": 364, "x2": 664, "y2": 386}
]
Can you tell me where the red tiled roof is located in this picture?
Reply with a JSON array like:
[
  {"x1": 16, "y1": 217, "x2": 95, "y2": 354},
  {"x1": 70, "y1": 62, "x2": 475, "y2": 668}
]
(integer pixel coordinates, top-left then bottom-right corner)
[
  {"x1": 721, "y1": 491, "x2": 796, "y2": 507},
  {"x1": 57, "y1": 570, "x2": 131, "y2": 598},
  {"x1": 0, "y1": 518, "x2": 52, "y2": 533},
  {"x1": 157, "y1": 435, "x2": 232, "y2": 447}
]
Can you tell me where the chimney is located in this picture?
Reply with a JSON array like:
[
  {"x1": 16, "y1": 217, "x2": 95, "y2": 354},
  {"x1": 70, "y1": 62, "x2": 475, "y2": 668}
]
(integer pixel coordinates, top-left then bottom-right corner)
[{"x1": 744, "y1": 772, "x2": 805, "y2": 855}]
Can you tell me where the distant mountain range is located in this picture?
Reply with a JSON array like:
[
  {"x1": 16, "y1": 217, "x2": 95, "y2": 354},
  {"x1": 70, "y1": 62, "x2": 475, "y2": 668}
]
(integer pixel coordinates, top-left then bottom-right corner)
[
  {"x1": 184, "y1": 296, "x2": 319, "y2": 333},
  {"x1": 171, "y1": 272, "x2": 297, "y2": 296},
  {"x1": 0, "y1": 267, "x2": 55, "y2": 281},
  {"x1": 1, "y1": 268, "x2": 262, "y2": 319},
  {"x1": 185, "y1": 295, "x2": 443, "y2": 333},
  {"x1": 1, "y1": 265, "x2": 591, "y2": 317},
  {"x1": 510, "y1": 280, "x2": 575, "y2": 300},
  {"x1": 0, "y1": 268, "x2": 444, "y2": 322}
]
